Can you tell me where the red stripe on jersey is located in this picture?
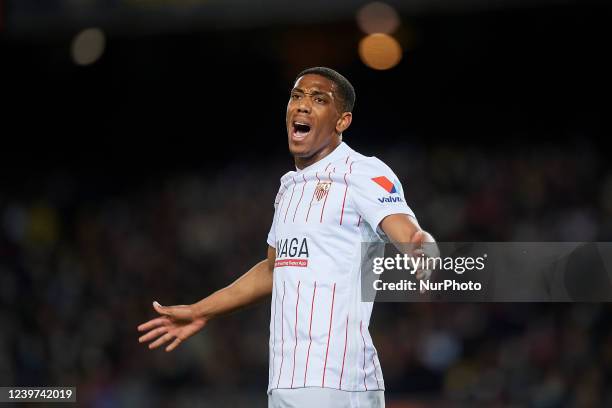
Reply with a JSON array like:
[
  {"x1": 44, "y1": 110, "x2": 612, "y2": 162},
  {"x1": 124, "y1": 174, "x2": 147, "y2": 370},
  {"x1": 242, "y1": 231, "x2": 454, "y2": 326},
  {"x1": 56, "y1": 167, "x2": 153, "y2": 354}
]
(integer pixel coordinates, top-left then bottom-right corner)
[
  {"x1": 360, "y1": 320, "x2": 368, "y2": 390},
  {"x1": 274, "y1": 186, "x2": 284, "y2": 206},
  {"x1": 321, "y1": 283, "x2": 336, "y2": 387},
  {"x1": 305, "y1": 172, "x2": 320, "y2": 222},
  {"x1": 276, "y1": 281, "x2": 286, "y2": 388},
  {"x1": 283, "y1": 177, "x2": 297, "y2": 223},
  {"x1": 275, "y1": 192, "x2": 286, "y2": 225},
  {"x1": 290, "y1": 281, "x2": 301, "y2": 388},
  {"x1": 340, "y1": 173, "x2": 349, "y2": 225},
  {"x1": 271, "y1": 282, "x2": 279, "y2": 384},
  {"x1": 345, "y1": 155, "x2": 350, "y2": 164},
  {"x1": 372, "y1": 354, "x2": 381, "y2": 389},
  {"x1": 357, "y1": 215, "x2": 362, "y2": 227},
  {"x1": 338, "y1": 315, "x2": 349, "y2": 389},
  {"x1": 324, "y1": 162, "x2": 332, "y2": 172},
  {"x1": 339, "y1": 158, "x2": 352, "y2": 225},
  {"x1": 303, "y1": 281, "x2": 317, "y2": 386},
  {"x1": 293, "y1": 175, "x2": 308, "y2": 223},
  {"x1": 319, "y1": 172, "x2": 333, "y2": 223}
]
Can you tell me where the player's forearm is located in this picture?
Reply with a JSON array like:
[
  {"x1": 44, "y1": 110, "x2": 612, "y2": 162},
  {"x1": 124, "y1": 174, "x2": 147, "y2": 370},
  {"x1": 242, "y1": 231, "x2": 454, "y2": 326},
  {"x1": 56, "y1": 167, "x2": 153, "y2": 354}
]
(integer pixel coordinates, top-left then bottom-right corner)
[
  {"x1": 381, "y1": 214, "x2": 436, "y2": 244},
  {"x1": 192, "y1": 259, "x2": 273, "y2": 320}
]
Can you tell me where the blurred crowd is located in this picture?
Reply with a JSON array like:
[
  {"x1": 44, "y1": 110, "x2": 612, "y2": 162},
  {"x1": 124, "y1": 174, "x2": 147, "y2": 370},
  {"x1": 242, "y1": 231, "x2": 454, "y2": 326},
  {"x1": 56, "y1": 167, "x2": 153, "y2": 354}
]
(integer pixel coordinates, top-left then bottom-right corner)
[{"x1": 1, "y1": 140, "x2": 611, "y2": 407}]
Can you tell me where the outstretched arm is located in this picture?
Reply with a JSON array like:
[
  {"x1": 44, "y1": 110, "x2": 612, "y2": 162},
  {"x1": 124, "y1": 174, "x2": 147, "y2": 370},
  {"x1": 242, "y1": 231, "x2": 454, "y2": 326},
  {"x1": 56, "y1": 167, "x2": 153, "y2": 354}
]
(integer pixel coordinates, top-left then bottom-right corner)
[
  {"x1": 381, "y1": 214, "x2": 437, "y2": 286},
  {"x1": 137, "y1": 245, "x2": 276, "y2": 352},
  {"x1": 192, "y1": 245, "x2": 276, "y2": 319},
  {"x1": 380, "y1": 214, "x2": 436, "y2": 251}
]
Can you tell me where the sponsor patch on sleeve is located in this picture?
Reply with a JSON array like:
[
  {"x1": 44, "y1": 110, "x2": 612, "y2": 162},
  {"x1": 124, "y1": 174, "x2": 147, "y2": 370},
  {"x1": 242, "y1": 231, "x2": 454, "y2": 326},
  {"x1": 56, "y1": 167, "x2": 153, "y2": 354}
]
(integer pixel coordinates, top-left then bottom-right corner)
[{"x1": 371, "y1": 176, "x2": 397, "y2": 193}]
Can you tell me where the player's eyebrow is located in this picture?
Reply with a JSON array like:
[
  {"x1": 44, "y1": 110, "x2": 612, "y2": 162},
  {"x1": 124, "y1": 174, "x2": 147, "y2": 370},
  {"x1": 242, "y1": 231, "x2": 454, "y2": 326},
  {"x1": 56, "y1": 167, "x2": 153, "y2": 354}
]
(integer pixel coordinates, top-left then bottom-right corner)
[{"x1": 291, "y1": 88, "x2": 334, "y2": 98}]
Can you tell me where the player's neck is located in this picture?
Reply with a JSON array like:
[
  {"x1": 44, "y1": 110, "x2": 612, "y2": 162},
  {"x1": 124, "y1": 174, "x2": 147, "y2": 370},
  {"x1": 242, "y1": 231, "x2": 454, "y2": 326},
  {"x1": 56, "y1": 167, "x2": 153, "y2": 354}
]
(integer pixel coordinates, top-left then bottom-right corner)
[{"x1": 294, "y1": 138, "x2": 342, "y2": 170}]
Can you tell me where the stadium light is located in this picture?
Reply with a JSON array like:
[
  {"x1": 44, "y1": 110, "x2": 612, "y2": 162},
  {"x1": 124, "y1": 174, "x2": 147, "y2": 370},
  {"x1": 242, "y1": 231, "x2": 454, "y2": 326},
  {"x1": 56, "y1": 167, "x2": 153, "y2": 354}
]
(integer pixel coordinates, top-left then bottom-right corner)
[
  {"x1": 358, "y1": 33, "x2": 402, "y2": 70},
  {"x1": 71, "y1": 28, "x2": 106, "y2": 66},
  {"x1": 356, "y1": 2, "x2": 400, "y2": 34}
]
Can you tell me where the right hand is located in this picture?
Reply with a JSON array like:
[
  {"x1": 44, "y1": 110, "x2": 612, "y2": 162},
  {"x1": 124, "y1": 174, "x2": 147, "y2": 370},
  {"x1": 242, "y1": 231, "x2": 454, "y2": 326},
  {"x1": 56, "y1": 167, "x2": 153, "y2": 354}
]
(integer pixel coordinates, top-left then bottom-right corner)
[{"x1": 137, "y1": 301, "x2": 207, "y2": 352}]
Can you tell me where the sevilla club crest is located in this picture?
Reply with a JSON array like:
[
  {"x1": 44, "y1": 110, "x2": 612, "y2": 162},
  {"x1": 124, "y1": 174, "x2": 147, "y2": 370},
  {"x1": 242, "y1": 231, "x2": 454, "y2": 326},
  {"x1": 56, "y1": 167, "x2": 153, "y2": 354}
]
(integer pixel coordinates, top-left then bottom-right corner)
[{"x1": 315, "y1": 182, "x2": 331, "y2": 201}]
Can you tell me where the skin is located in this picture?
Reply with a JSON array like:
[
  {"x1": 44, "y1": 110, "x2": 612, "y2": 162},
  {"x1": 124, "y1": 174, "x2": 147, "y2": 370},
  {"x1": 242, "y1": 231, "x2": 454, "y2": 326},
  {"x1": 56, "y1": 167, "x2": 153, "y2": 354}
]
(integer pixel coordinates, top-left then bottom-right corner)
[
  {"x1": 137, "y1": 74, "x2": 436, "y2": 352},
  {"x1": 286, "y1": 74, "x2": 352, "y2": 169}
]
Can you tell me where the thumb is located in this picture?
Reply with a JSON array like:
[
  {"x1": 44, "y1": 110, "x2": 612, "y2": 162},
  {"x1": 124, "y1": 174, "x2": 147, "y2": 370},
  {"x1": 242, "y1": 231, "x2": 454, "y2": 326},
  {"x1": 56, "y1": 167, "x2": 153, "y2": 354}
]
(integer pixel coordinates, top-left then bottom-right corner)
[
  {"x1": 153, "y1": 301, "x2": 171, "y2": 317},
  {"x1": 153, "y1": 301, "x2": 193, "y2": 320}
]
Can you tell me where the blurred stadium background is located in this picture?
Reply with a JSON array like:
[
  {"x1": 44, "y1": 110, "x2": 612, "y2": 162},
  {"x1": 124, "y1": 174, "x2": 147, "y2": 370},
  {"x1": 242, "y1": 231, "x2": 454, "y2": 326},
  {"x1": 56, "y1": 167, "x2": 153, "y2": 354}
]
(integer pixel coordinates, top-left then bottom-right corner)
[{"x1": 2, "y1": 0, "x2": 612, "y2": 406}]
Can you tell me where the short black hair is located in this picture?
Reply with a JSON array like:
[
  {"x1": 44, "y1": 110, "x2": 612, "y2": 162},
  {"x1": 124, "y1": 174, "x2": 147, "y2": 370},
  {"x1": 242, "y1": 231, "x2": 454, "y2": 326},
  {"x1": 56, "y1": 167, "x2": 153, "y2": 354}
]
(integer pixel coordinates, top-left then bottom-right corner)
[{"x1": 295, "y1": 67, "x2": 356, "y2": 113}]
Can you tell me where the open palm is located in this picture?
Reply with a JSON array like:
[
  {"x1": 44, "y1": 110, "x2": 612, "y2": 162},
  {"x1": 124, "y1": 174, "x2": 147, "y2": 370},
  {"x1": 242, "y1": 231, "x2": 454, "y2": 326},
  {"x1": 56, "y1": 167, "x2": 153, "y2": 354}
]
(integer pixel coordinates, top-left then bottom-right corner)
[{"x1": 137, "y1": 301, "x2": 207, "y2": 352}]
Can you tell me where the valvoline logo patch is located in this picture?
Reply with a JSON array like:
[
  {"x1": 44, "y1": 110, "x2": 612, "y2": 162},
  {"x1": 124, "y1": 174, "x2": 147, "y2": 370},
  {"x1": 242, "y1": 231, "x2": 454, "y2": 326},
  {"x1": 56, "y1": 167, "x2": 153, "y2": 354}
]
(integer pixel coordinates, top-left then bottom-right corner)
[{"x1": 372, "y1": 176, "x2": 397, "y2": 193}]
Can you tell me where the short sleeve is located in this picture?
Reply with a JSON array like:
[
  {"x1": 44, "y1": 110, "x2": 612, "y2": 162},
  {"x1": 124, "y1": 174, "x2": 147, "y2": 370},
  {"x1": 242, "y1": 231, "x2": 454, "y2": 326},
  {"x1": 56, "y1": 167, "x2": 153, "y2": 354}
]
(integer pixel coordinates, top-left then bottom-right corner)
[
  {"x1": 348, "y1": 158, "x2": 415, "y2": 235},
  {"x1": 267, "y1": 212, "x2": 277, "y2": 248}
]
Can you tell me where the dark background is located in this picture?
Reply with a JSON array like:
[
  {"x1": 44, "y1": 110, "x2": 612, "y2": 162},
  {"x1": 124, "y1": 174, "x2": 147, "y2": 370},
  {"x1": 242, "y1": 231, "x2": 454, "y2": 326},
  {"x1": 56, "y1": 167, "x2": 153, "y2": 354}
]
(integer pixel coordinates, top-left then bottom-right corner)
[{"x1": 1, "y1": 0, "x2": 612, "y2": 406}]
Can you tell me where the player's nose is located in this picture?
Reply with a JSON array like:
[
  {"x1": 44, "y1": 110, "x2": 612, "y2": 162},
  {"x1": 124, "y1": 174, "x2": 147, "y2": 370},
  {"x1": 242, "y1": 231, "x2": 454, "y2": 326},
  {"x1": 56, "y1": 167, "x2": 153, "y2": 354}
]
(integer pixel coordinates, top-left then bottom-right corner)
[{"x1": 297, "y1": 98, "x2": 311, "y2": 114}]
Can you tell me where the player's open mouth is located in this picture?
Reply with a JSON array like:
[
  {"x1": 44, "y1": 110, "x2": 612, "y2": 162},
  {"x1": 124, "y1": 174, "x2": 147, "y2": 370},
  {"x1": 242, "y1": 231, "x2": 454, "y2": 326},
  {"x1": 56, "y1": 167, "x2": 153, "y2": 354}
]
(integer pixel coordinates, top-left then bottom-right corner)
[{"x1": 292, "y1": 121, "x2": 311, "y2": 141}]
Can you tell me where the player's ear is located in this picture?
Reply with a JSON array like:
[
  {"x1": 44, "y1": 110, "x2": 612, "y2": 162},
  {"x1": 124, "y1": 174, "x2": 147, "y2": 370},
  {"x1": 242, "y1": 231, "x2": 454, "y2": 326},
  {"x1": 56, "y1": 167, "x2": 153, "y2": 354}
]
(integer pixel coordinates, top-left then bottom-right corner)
[{"x1": 336, "y1": 112, "x2": 352, "y2": 134}]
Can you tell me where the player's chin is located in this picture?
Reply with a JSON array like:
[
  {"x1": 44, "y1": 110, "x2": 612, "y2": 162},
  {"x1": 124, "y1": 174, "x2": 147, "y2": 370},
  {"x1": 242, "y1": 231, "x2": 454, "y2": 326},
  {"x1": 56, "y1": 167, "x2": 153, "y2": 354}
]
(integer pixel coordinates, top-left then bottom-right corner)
[{"x1": 288, "y1": 139, "x2": 311, "y2": 157}]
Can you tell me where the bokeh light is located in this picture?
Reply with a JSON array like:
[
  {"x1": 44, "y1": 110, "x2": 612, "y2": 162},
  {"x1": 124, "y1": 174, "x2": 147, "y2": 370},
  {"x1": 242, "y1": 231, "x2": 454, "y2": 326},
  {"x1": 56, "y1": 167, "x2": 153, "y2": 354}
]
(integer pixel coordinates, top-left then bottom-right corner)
[
  {"x1": 356, "y1": 2, "x2": 400, "y2": 34},
  {"x1": 71, "y1": 28, "x2": 106, "y2": 66},
  {"x1": 358, "y1": 33, "x2": 402, "y2": 70}
]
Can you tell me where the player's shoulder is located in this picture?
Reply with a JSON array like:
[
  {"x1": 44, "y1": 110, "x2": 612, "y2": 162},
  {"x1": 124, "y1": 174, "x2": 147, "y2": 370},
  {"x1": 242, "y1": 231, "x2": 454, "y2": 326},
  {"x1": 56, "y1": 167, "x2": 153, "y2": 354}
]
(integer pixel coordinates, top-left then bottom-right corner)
[
  {"x1": 274, "y1": 171, "x2": 297, "y2": 194},
  {"x1": 346, "y1": 148, "x2": 407, "y2": 202},
  {"x1": 348, "y1": 150, "x2": 397, "y2": 177},
  {"x1": 279, "y1": 170, "x2": 296, "y2": 184},
  {"x1": 333, "y1": 143, "x2": 390, "y2": 173},
  {"x1": 272, "y1": 171, "x2": 295, "y2": 207}
]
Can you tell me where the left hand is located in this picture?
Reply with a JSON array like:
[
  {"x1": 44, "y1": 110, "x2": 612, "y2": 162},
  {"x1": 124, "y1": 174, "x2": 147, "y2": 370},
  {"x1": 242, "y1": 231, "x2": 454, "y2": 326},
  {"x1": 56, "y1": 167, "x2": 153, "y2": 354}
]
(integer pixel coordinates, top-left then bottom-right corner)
[{"x1": 409, "y1": 230, "x2": 439, "y2": 292}]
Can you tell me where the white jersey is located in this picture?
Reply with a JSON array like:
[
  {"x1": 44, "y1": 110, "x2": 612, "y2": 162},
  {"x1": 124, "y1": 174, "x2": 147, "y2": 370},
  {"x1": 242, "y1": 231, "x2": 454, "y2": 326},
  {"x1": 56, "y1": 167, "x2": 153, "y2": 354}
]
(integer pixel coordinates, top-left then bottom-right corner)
[{"x1": 266, "y1": 142, "x2": 415, "y2": 393}]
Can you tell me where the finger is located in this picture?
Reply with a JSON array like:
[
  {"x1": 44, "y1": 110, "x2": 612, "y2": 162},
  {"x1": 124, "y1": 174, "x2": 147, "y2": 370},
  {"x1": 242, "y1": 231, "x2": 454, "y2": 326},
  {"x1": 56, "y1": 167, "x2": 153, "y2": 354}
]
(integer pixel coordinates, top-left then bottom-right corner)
[
  {"x1": 149, "y1": 332, "x2": 174, "y2": 350},
  {"x1": 410, "y1": 230, "x2": 426, "y2": 245},
  {"x1": 165, "y1": 337, "x2": 182, "y2": 352},
  {"x1": 137, "y1": 317, "x2": 170, "y2": 332},
  {"x1": 416, "y1": 269, "x2": 432, "y2": 280},
  {"x1": 139, "y1": 326, "x2": 169, "y2": 343}
]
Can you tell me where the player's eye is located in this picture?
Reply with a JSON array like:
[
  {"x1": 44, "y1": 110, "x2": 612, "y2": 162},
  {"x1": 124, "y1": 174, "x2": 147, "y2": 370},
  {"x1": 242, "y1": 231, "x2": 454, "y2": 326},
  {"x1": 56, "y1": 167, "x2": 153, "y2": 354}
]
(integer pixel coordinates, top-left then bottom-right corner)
[
  {"x1": 314, "y1": 97, "x2": 326, "y2": 104},
  {"x1": 290, "y1": 93, "x2": 301, "y2": 100}
]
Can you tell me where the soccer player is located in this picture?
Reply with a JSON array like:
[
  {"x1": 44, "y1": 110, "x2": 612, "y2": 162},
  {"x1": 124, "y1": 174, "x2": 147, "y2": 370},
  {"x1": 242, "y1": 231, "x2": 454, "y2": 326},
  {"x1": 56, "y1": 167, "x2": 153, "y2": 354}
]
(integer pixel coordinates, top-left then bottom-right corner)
[{"x1": 137, "y1": 67, "x2": 435, "y2": 407}]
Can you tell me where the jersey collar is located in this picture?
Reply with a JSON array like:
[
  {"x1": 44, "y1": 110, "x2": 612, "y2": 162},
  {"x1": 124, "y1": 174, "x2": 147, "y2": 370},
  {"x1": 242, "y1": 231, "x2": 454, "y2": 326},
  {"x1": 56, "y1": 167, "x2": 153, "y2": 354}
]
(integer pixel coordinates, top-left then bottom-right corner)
[{"x1": 294, "y1": 142, "x2": 352, "y2": 174}]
